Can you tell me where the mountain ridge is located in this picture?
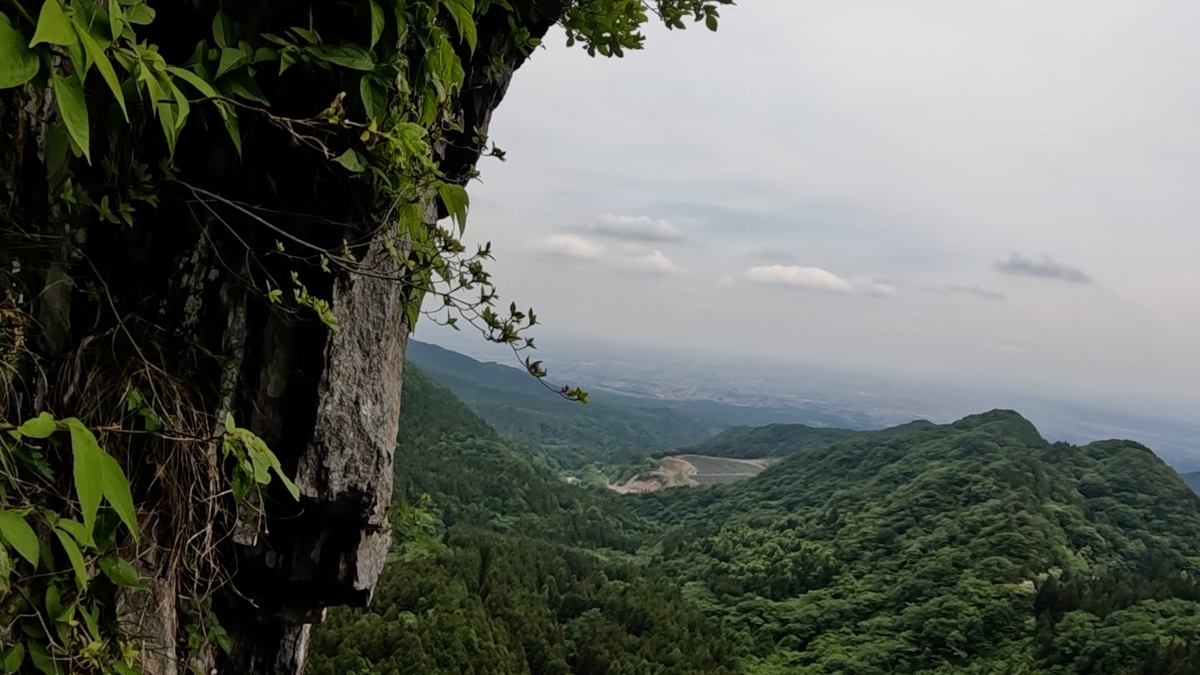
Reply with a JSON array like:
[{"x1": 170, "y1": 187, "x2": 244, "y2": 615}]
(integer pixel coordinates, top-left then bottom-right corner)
[{"x1": 311, "y1": 360, "x2": 1200, "y2": 674}]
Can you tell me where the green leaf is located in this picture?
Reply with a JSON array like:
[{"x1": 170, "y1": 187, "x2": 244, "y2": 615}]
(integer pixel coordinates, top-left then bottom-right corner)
[
  {"x1": 264, "y1": 450, "x2": 300, "y2": 500},
  {"x1": 0, "y1": 510, "x2": 39, "y2": 566},
  {"x1": 705, "y1": 13, "x2": 718, "y2": 31},
  {"x1": 437, "y1": 183, "x2": 469, "y2": 233},
  {"x1": 98, "y1": 555, "x2": 146, "y2": 589},
  {"x1": 78, "y1": 603, "x2": 100, "y2": 642},
  {"x1": 247, "y1": 442, "x2": 271, "y2": 484},
  {"x1": 29, "y1": 0, "x2": 75, "y2": 47},
  {"x1": 55, "y1": 518, "x2": 89, "y2": 544},
  {"x1": 17, "y1": 412, "x2": 58, "y2": 439},
  {"x1": 26, "y1": 643, "x2": 60, "y2": 675},
  {"x1": 369, "y1": 0, "x2": 385, "y2": 49},
  {"x1": 64, "y1": 419, "x2": 139, "y2": 542},
  {"x1": 99, "y1": 452, "x2": 138, "y2": 538},
  {"x1": 333, "y1": 148, "x2": 367, "y2": 172},
  {"x1": 156, "y1": 99, "x2": 178, "y2": 155},
  {"x1": 279, "y1": 47, "x2": 297, "y2": 74},
  {"x1": 229, "y1": 69, "x2": 269, "y2": 105},
  {"x1": 166, "y1": 65, "x2": 219, "y2": 98},
  {"x1": 216, "y1": 46, "x2": 250, "y2": 78},
  {"x1": 290, "y1": 26, "x2": 319, "y2": 44},
  {"x1": 108, "y1": 0, "x2": 124, "y2": 46},
  {"x1": 51, "y1": 73, "x2": 89, "y2": 163},
  {"x1": 212, "y1": 11, "x2": 234, "y2": 49},
  {"x1": 441, "y1": 0, "x2": 477, "y2": 52},
  {"x1": 359, "y1": 74, "x2": 386, "y2": 120},
  {"x1": 53, "y1": 529, "x2": 87, "y2": 589},
  {"x1": 68, "y1": 0, "x2": 112, "y2": 42},
  {"x1": 2, "y1": 643, "x2": 24, "y2": 674},
  {"x1": 165, "y1": 73, "x2": 190, "y2": 131},
  {"x1": 315, "y1": 44, "x2": 374, "y2": 70},
  {"x1": 0, "y1": 14, "x2": 39, "y2": 90},
  {"x1": 168, "y1": 67, "x2": 242, "y2": 156},
  {"x1": 138, "y1": 61, "x2": 165, "y2": 105},
  {"x1": 124, "y1": 3, "x2": 155, "y2": 25},
  {"x1": 72, "y1": 18, "x2": 128, "y2": 120},
  {"x1": 66, "y1": 419, "x2": 104, "y2": 539}
]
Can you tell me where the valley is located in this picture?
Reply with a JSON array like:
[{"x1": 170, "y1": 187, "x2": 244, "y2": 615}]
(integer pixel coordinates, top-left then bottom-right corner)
[{"x1": 308, "y1": 345, "x2": 1200, "y2": 674}]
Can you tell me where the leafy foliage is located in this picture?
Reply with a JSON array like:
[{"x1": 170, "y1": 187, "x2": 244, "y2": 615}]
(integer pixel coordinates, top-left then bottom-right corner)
[
  {"x1": 1, "y1": 0, "x2": 734, "y2": 666},
  {"x1": 0, "y1": 415, "x2": 144, "y2": 674},
  {"x1": 313, "y1": 362, "x2": 1200, "y2": 674},
  {"x1": 222, "y1": 414, "x2": 299, "y2": 503},
  {"x1": 675, "y1": 423, "x2": 858, "y2": 460},
  {"x1": 636, "y1": 411, "x2": 1200, "y2": 673},
  {"x1": 407, "y1": 341, "x2": 714, "y2": 468},
  {"x1": 394, "y1": 366, "x2": 649, "y2": 549},
  {"x1": 309, "y1": 365, "x2": 740, "y2": 673}
]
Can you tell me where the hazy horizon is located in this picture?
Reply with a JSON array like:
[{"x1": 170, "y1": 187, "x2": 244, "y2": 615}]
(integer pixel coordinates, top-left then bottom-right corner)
[
  {"x1": 411, "y1": 330, "x2": 1200, "y2": 471},
  {"x1": 427, "y1": 0, "x2": 1200, "y2": 425}
]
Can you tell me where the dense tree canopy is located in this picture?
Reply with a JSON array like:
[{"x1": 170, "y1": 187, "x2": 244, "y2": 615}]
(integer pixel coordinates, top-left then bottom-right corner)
[
  {"x1": 312, "y1": 370, "x2": 1200, "y2": 675},
  {"x1": 309, "y1": 364, "x2": 740, "y2": 674},
  {"x1": 638, "y1": 411, "x2": 1200, "y2": 673}
]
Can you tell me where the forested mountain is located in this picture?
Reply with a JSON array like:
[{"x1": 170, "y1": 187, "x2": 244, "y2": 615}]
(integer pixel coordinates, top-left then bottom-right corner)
[
  {"x1": 674, "y1": 423, "x2": 859, "y2": 459},
  {"x1": 391, "y1": 367, "x2": 649, "y2": 550},
  {"x1": 306, "y1": 367, "x2": 740, "y2": 674},
  {"x1": 406, "y1": 340, "x2": 863, "y2": 469},
  {"x1": 406, "y1": 341, "x2": 712, "y2": 468},
  {"x1": 309, "y1": 363, "x2": 1200, "y2": 674},
  {"x1": 636, "y1": 410, "x2": 1200, "y2": 673}
]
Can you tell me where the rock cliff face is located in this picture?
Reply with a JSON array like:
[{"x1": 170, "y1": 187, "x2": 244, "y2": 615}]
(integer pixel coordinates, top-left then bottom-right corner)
[{"x1": 0, "y1": 0, "x2": 559, "y2": 671}]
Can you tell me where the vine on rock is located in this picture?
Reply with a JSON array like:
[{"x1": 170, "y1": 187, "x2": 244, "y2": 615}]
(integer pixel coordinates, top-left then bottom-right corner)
[{"x1": 0, "y1": 0, "x2": 731, "y2": 670}]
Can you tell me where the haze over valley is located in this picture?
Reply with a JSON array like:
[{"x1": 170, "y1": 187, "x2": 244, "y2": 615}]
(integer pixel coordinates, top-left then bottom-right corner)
[{"x1": 417, "y1": 333, "x2": 1200, "y2": 472}]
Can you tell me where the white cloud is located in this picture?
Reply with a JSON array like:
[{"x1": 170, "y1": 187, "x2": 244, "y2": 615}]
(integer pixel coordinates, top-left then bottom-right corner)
[
  {"x1": 742, "y1": 264, "x2": 895, "y2": 295},
  {"x1": 537, "y1": 234, "x2": 677, "y2": 274},
  {"x1": 745, "y1": 264, "x2": 857, "y2": 292},
  {"x1": 537, "y1": 234, "x2": 606, "y2": 259},
  {"x1": 621, "y1": 250, "x2": 677, "y2": 274},
  {"x1": 593, "y1": 214, "x2": 686, "y2": 242},
  {"x1": 443, "y1": 0, "x2": 1200, "y2": 414}
]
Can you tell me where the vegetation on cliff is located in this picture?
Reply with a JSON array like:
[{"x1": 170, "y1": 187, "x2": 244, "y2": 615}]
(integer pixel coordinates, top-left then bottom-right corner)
[
  {"x1": 308, "y1": 365, "x2": 739, "y2": 674},
  {"x1": 0, "y1": 0, "x2": 732, "y2": 670}
]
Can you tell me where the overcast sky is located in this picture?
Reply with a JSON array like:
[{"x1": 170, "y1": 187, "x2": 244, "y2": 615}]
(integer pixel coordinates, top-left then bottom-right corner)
[{"x1": 422, "y1": 0, "x2": 1200, "y2": 418}]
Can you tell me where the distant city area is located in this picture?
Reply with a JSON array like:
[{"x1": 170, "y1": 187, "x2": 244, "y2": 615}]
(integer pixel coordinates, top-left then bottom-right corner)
[{"x1": 422, "y1": 332, "x2": 1200, "y2": 471}]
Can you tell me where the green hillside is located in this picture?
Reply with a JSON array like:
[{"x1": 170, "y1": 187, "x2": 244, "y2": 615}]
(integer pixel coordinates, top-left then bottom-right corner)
[
  {"x1": 636, "y1": 410, "x2": 1200, "y2": 674},
  {"x1": 405, "y1": 340, "x2": 866, "y2": 469},
  {"x1": 674, "y1": 423, "x2": 860, "y2": 459},
  {"x1": 310, "y1": 365, "x2": 1200, "y2": 674},
  {"x1": 306, "y1": 367, "x2": 739, "y2": 674},
  {"x1": 406, "y1": 341, "x2": 712, "y2": 469},
  {"x1": 392, "y1": 366, "x2": 650, "y2": 550}
]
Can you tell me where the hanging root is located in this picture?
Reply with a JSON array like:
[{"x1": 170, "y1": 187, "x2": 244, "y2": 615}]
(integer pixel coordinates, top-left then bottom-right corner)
[{"x1": 51, "y1": 334, "x2": 234, "y2": 667}]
